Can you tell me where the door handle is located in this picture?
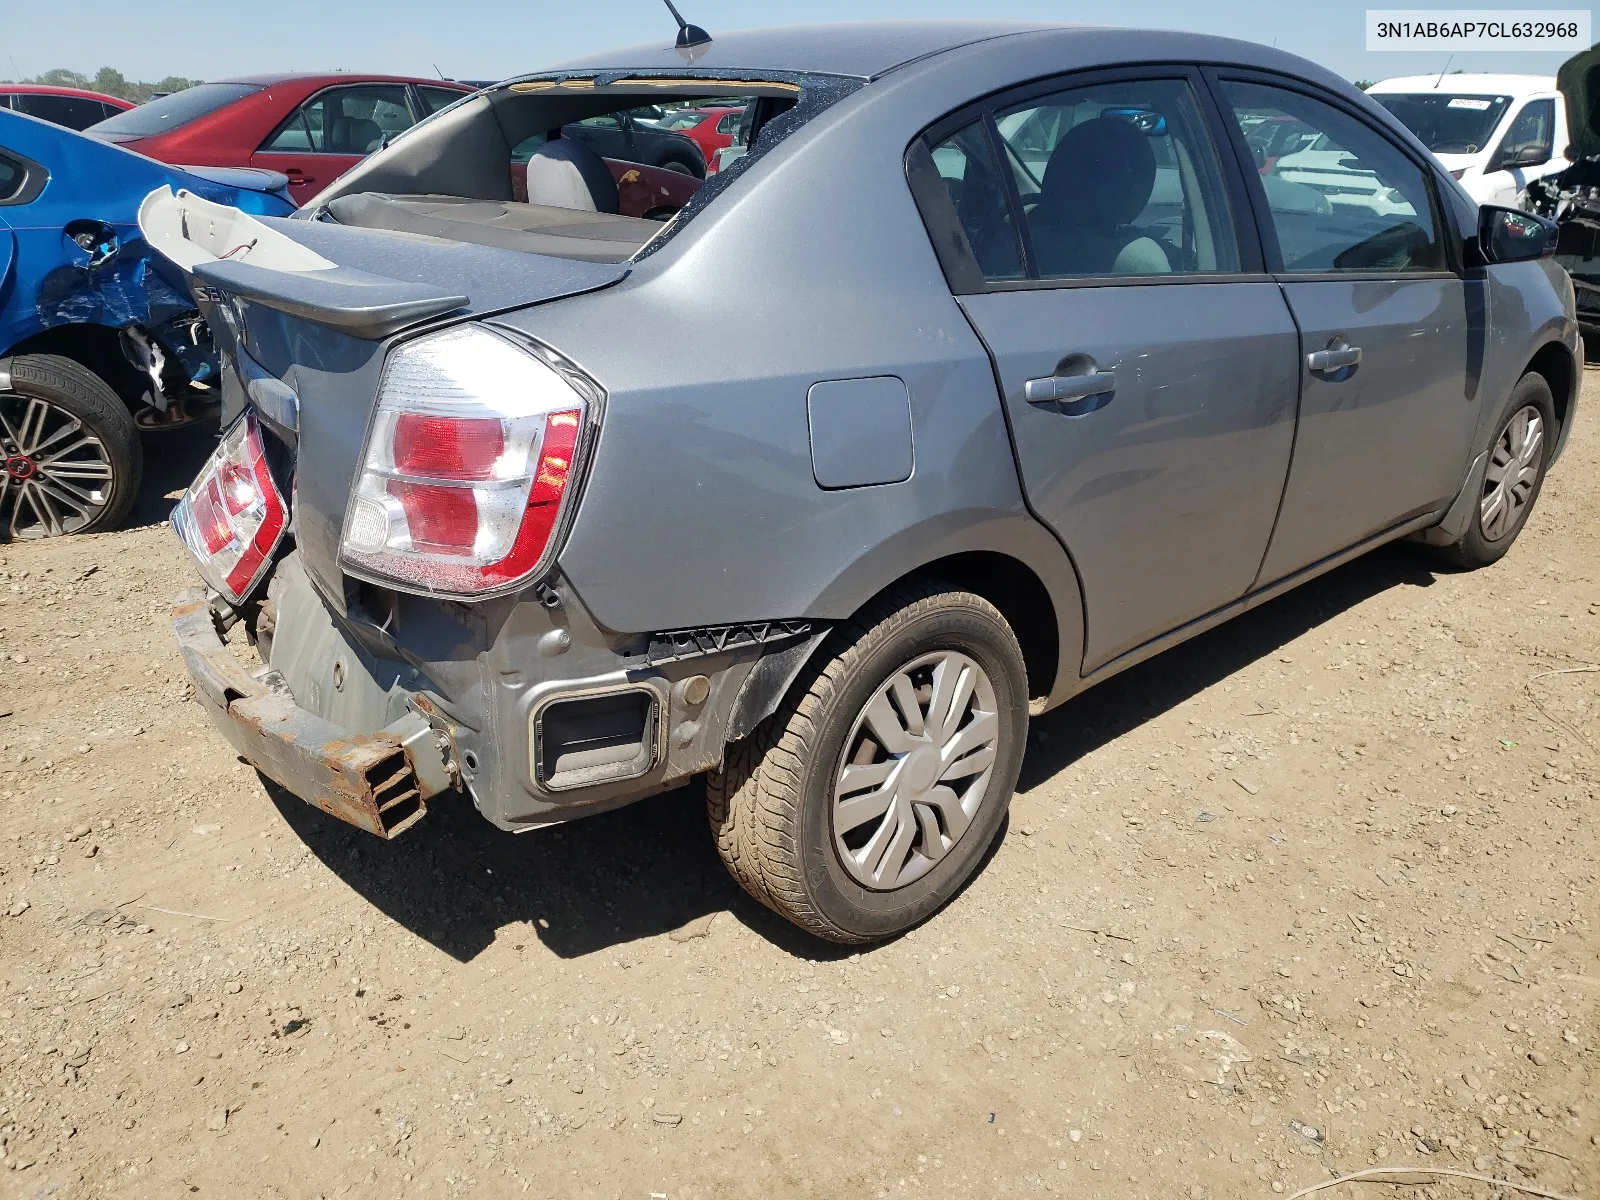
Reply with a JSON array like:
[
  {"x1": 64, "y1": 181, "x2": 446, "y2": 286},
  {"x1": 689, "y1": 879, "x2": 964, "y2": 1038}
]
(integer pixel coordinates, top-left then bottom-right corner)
[
  {"x1": 1024, "y1": 371, "x2": 1117, "y2": 407},
  {"x1": 284, "y1": 168, "x2": 316, "y2": 183},
  {"x1": 1307, "y1": 345, "x2": 1361, "y2": 373}
]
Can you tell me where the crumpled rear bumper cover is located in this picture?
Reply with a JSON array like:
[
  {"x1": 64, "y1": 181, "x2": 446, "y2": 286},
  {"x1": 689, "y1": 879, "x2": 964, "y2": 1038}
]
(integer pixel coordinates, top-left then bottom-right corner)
[{"x1": 172, "y1": 588, "x2": 430, "y2": 838}]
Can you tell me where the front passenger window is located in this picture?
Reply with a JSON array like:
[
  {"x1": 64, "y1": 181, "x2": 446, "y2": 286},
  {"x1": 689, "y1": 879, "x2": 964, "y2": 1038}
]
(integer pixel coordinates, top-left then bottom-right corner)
[{"x1": 1220, "y1": 81, "x2": 1446, "y2": 274}]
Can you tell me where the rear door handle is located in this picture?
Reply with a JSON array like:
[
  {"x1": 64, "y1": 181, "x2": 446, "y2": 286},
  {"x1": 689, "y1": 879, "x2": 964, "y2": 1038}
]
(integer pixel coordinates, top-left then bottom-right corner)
[
  {"x1": 1023, "y1": 371, "x2": 1117, "y2": 407},
  {"x1": 1307, "y1": 346, "x2": 1361, "y2": 373},
  {"x1": 284, "y1": 168, "x2": 316, "y2": 183}
]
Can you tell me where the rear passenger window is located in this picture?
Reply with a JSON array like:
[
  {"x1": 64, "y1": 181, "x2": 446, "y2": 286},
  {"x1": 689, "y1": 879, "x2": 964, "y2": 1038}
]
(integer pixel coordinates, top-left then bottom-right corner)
[
  {"x1": 992, "y1": 79, "x2": 1240, "y2": 279},
  {"x1": 925, "y1": 121, "x2": 1025, "y2": 281},
  {"x1": 1220, "y1": 80, "x2": 1446, "y2": 274}
]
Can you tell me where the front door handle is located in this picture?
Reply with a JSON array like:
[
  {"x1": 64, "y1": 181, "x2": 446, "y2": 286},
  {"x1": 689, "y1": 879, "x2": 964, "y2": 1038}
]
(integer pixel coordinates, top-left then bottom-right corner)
[
  {"x1": 284, "y1": 168, "x2": 316, "y2": 184},
  {"x1": 1307, "y1": 345, "x2": 1362, "y2": 373},
  {"x1": 1024, "y1": 370, "x2": 1117, "y2": 407}
]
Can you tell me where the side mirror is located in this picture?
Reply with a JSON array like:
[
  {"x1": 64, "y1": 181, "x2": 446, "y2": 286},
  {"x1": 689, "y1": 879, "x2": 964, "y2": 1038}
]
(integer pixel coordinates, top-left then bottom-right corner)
[
  {"x1": 1494, "y1": 143, "x2": 1551, "y2": 171},
  {"x1": 1477, "y1": 205, "x2": 1558, "y2": 264}
]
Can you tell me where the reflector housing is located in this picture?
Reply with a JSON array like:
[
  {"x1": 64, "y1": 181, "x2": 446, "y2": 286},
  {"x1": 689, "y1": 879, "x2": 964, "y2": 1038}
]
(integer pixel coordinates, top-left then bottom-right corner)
[{"x1": 339, "y1": 325, "x2": 595, "y2": 598}]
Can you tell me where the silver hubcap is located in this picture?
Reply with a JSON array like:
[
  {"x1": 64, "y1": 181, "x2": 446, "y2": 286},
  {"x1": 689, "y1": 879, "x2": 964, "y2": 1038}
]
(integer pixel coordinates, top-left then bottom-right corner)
[
  {"x1": 0, "y1": 393, "x2": 116, "y2": 539},
  {"x1": 1479, "y1": 404, "x2": 1544, "y2": 543},
  {"x1": 831, "y1": 651, "x2": 1001, "y2": 892}
]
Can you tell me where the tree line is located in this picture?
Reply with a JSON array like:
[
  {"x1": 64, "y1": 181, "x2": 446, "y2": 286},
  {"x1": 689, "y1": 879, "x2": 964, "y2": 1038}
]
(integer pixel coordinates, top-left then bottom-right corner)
[{"x1": 1, "y1": 67, "x2": 202, "y2": 103}]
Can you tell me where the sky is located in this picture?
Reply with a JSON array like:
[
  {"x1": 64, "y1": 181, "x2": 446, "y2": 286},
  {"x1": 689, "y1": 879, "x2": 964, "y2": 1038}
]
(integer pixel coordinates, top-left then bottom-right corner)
[{"x1": 3, "y1": 0, "x2": 1588, "y2": 86}]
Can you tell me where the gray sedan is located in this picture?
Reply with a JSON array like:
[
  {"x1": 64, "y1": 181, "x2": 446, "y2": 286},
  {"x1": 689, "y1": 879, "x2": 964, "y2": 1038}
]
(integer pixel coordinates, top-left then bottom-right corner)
[{"x1": 146, "y1": 21, "x2": 1579, "y2": 943}]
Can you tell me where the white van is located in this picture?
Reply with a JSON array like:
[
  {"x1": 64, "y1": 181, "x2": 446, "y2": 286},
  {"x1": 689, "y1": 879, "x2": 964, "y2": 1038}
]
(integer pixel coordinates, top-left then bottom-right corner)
[{"x1": 1365, "y1": 74, "x2": 1569, "y2": 206}]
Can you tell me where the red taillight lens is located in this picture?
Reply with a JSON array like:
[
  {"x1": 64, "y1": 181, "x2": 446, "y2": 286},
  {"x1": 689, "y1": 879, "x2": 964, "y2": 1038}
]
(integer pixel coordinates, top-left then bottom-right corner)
[
  {"x1": 172, "y1": 412, "x2": 289, "y2": 604},
  {"x1": 392, "y1": 414, "x2": 504, "y2": 480},
  {"x1": 339, "y1": 327, "x2": 594, "y2": 599}
]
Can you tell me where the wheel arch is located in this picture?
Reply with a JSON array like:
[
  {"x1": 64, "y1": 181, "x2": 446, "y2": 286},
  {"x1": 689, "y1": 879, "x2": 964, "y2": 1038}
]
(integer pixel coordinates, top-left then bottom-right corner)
[
  {"x1": 1524, "y1": 337, "x2": 1577, "y2": 460},
  {"x1": 726, "y1": 533, "x2": 1087, "y2": 746},
  {"x1": 3, "y1": 322, "x2": 145, "y2": 409}
]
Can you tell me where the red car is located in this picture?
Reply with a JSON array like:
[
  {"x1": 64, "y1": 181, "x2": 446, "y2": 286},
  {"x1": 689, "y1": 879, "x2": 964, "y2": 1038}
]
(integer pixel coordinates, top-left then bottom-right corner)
[
  {"x1": 649, "y1": 105, "x2": 744, "y2": 172},
  {"x1": 87, "y1": 74, "x2": 704, "y2": 217},
  {"x1": 87, "y1": 74, "x2": 472, "y2": 206},
  {"x1": 0, "y1": 84, "x2": 133, "y2": 131}
]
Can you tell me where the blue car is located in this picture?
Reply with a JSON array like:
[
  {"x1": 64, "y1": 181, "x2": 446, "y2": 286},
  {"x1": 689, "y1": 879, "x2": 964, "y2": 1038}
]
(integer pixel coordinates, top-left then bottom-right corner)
[{"x1": 0, "y1": 109, "x2": 293, "y2": 538}]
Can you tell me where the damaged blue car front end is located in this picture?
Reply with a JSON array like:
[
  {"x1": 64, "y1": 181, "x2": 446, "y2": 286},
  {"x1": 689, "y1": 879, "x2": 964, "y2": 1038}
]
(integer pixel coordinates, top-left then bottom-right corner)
[{"x1": 0, "y1": 109, "x2": 294, "y2": 412}]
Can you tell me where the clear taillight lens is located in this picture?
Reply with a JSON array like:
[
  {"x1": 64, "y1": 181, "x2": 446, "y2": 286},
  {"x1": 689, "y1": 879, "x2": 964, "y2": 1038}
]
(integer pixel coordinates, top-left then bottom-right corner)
[
  {"x1": 339, "y1": 325, "x2": 592, "y2": 598},
  {"x1": 172, "y1": 412, "x2": 289, "y2": 604}
]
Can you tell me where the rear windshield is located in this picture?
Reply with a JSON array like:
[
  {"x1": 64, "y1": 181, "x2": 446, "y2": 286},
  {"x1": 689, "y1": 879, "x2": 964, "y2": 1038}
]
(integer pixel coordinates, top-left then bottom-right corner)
[
  {"x1": 1371, "y1": 93, "x2": 1513, "y2": 154},
  {"x1": 89, "y1": 83, "x2": 261, "y2": 136}
]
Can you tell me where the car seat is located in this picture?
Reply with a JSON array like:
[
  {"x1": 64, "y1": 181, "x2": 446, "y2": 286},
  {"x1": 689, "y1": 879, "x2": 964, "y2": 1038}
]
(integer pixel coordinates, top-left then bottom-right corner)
[
  {"x1": 1029, "y1": 116, "x2": 1173, "y2": 276},
  {"x1": 525, "y1": 136, "x2": 620, "y2": 214},
  {"x1": 329, "y1": 117, "x2": 382, "y2": 155}
]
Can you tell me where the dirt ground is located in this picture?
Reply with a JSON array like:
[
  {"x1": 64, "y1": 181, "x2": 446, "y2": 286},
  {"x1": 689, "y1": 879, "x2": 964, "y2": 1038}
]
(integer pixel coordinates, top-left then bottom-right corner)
[{"x1": 0, "y1": 373, "x2": 1597, "y2": 1200}]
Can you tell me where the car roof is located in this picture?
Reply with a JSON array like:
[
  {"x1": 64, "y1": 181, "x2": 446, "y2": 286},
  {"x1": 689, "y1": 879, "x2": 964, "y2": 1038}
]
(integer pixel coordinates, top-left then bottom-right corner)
[
  {"x1": 210, "y1": 72, "x2": 472, "y2": 88},
  {"x1": 1368, "y1": 73, "x2": 1556, "y2": 97},
  {"x1": 0, "y1": 83, "x2": 132, "y2": 105},
  {"x1": 548, "y1": 20, "x2": 1066, "y2": 80}
]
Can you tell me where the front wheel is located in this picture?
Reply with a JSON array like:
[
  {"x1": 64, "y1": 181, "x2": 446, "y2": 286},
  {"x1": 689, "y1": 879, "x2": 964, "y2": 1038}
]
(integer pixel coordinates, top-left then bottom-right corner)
[
  {"x1": 707, "y1": 584, "x2": 1028, "y2": 943},
  {"x1": 1428, "y1": 370, "x2": 1555, "y2": 569},
  {"x1": 1, "y1": 354, "x2": 141, "y2": 539}
]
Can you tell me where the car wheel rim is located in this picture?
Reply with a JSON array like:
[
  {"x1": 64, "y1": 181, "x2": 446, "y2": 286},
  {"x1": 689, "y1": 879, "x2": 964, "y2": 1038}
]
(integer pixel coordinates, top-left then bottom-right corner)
[
  {"x1": 1479, "y1": 404, "x2": 1543, "y2": 543},
  {"x1": 831, "y1": 650, "x2": 1000, "y2": 892},
  {"x1": 0, "y1": 392, "x2": 116, "y2": 539}
]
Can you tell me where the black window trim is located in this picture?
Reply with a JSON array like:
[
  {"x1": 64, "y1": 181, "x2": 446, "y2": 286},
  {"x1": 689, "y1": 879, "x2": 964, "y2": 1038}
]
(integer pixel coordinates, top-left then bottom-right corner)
[
  {"x1": 907, "y1": 62, "x2": 1272, "y2": 296},
  {"x1": 1200, "y1": 65, "x2": 1465, "y2": 282},
  {"x1": 0, "y1": 146, "x2": 49, "y2": 207}
]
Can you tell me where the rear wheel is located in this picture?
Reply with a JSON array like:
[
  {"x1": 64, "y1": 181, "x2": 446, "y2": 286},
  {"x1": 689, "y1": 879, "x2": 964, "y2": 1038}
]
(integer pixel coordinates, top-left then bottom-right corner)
[
  {"x1": 707, "y1": 584, "x2": 1028, "y2": 943},
  {"x1": 1428, "y1": 371, "x2": 1554, "y2": 569},
  {"x1": 659, "y1": 157, "x2": 701, "y2": 178},
  {"x1": 0, "y1": 354, "x2": 141, "y2": 539}
]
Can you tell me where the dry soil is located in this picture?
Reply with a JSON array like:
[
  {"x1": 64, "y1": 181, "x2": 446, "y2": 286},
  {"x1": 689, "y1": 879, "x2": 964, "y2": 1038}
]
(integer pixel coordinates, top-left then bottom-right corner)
[{"x1": 0, "y1": 375, "x2": 1597, "y2": 1200}]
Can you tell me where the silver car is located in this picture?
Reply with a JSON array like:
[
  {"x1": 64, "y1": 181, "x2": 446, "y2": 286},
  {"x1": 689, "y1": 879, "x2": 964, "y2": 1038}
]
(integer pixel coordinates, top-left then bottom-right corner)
[{"x1": 147, "y1": 21, "x2": 1580, "y2": 943}]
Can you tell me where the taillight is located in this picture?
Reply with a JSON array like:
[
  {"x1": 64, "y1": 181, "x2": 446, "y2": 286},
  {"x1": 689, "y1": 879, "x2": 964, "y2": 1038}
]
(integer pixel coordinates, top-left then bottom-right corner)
[
  {"x1": 171, "y1": 412, "x2": 289, "y2": 604},
  {"x1": 339, "y1": 325, "x2": 595, "y2": 598},
  {"x1": 1449, "y1": 168, "x2": 1467, "y2": 181}
]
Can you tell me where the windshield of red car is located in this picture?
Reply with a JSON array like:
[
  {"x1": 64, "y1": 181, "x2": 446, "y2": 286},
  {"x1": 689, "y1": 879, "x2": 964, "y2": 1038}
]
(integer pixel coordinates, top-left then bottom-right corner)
[{"x1": 89, "y1": 83, "x2": 263, "y2": 137}]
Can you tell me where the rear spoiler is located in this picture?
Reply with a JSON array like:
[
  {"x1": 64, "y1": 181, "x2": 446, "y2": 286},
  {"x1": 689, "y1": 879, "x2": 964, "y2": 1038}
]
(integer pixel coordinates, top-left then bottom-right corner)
[{"x1": 139, "y1": 187, "x2": 469, "y2": 339}]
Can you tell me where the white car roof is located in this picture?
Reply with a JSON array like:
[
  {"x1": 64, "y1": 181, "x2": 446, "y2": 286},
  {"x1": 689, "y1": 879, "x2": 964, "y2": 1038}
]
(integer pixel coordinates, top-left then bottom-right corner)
[{"x1": 1367, "y1": 74, "x2": 1556, "y2": 98}]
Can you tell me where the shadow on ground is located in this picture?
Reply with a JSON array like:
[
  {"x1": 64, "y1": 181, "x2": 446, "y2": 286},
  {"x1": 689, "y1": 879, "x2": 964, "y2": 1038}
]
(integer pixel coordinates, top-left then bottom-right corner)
[
  {"x1": 126, "y1": 416, "x2": 220, "y2": 529},
  {"x1": 267, "y1": 541, "x2": 1439, "y2": 963}
]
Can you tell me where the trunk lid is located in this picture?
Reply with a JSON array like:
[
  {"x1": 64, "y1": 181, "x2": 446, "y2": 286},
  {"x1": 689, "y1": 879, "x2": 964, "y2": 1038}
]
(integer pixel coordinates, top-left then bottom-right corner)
[{"x1": 140, "y1": 187, "x2": 630, "y2": 605}]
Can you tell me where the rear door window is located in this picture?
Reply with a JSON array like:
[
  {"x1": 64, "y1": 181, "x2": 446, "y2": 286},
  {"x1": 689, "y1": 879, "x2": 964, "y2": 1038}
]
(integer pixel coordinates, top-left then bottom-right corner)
[
  {"x1": 1220, "y1": 80, "x2": 1446, "y2": 274},
  {"x1": 914, "y1": 76, "x2": 1241, "y2": 287},
  {"x1": 991, "y1": 79, "x2": 1240, "y2": 279},
  {"x1": 14, "y1": 93, "x2": 109, "y2": 130},
  {"x1": 262, "y1": 85, "x2": 415, "y2": 154}
]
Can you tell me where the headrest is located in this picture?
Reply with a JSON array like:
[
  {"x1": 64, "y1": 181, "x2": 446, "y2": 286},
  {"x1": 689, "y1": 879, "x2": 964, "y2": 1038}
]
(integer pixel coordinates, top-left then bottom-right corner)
[
  {"x1": 1039, "y1": 116, "x2": 1158, "y2": 227},
  {"x1": 526, "y1": 137, "x2": 619, "y2": 215}
]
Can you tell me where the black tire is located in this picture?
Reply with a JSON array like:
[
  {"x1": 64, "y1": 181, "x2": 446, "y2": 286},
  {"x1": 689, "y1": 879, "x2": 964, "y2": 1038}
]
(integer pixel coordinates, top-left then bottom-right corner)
[
  {"x1": 1, "y1": 354, "x2": 141, "y2": 538},
  {"x1": 1427, "y1": 370, "x2": 1555, "y2": 569},
  {"x1": 658, "y1": 157, "x2": 701, "y2": 178},
  {"x1": 707, "y1": 584, "x2": 1028, "y2": 943}
]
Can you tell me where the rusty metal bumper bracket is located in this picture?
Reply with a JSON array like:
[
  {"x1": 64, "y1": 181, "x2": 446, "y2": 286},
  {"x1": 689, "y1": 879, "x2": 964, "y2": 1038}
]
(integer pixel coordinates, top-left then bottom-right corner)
[{"x1": 172, "y1": 587, "x2": 450, "y2": 838}]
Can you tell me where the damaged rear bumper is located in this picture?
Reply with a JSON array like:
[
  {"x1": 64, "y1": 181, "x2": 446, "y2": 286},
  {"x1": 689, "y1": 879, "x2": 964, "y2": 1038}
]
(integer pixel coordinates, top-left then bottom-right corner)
[{"x1": 171, "y1": 588, "x2": 454, "y2": 837}]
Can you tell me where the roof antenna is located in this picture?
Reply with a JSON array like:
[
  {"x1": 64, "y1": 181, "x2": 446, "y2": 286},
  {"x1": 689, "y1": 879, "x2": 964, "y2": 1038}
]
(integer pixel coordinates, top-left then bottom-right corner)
[
  {"x1": 661, "y1": 0, "x2": 711, "y2": 50},
  {"x1": 1434, "y1": 54, "x2": 1453, "y2": 89}
]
